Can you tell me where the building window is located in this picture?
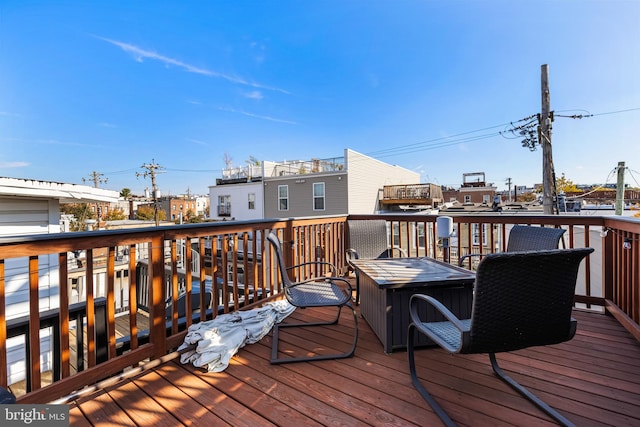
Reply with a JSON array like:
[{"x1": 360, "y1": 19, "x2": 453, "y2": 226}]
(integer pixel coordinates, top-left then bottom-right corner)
[
  {"x1": 278, "y1": 185, "x2": 289, "y2": 211},
  {"x1": 392, "y1": 222, "x2": 399, "y2": 247},
  {"x1": 248, "y1": 193, "x2": 255, "y2": 210},
  {"x1": 472, "y1": 223, "x2": 488, "y2": 246},
  {"x1": 172, "y1": 205, "x2": 176, "y2": 210},
  {"x1": 218, "y1": 195, "x2": 231, "y2": 216},
  {"x1": 417, "y1": 223, "x2": 426, "y2": 249},
  {"x1": 483, "y1": 194, "x2": 490, "y2": 204},
  {"x1": 464, "y1": 195, "x2": 471, "y2": 203},
  {"x1": 313, "y1": 182, "x2": 325, "y2": 210}
]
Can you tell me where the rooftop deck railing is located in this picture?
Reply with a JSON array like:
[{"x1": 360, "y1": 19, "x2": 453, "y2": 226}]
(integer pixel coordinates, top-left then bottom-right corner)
[{"x1": 0, "y1": 213, "x2": 638, "y2": 403}]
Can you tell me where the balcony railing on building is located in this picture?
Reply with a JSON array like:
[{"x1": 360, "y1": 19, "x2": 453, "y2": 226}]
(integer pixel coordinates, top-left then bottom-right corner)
[
  {"x1": 271, "y1": 157, "x2": 345, "y2": 177},
  {"x1": 381, "y1": 183, "x2": 444, "y2": 207}
]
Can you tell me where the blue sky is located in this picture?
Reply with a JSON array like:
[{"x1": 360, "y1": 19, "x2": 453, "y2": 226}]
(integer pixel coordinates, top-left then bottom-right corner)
[{"x1": 1, "y1": 1, "x2": 639, "y2": 196}]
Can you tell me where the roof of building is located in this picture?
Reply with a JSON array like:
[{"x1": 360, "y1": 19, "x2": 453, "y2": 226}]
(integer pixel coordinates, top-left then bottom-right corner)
[{"x1": 0, "y1": 177, "x2": 120, "y2": 203}]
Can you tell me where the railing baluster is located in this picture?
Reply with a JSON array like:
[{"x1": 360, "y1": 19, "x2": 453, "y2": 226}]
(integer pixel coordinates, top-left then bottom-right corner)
[
  {"x1": 0, "y1": 260, "x2": 6, "y2": 388},
  {"x1": 58, "y1": 252, "x2": 70, "y2": 379},
  {"x1": 28, "y1": 256, "x2": 40, "y2": 391}
]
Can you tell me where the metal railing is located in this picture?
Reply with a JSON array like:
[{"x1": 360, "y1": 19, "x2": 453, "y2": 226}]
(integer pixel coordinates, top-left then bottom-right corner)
[{"x1": 0, "y1": 213, "x2": 638, "y2": 403}]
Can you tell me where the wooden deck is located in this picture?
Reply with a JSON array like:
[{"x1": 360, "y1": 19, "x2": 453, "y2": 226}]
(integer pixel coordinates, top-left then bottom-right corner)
[{"x1": 68, "y1": 304, "x2": 640, "y2": 426}]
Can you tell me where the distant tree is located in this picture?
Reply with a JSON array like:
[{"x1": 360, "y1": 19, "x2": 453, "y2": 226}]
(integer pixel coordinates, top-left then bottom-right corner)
[
  {"x1": 517, "y1": 192, "x2": 537, "y2": 202},
  {"x1": 120, "y1": 188, "x2": 132, "y2": 199},
  {"x1": 104, "y1": 207, "x2": 127, "y2": 221},
  {"x1": 61, "y1": 203, "x2": 95, "y2": 231},
  {"x1": 555, "y1": 173, "x2": 579, "y2": 193},
  {"x1": 245, "y1": 156, "x2": 260, "y2": 166},
  {"x1": 136, "y1": 205, "x2": 166, "y2": 221}
]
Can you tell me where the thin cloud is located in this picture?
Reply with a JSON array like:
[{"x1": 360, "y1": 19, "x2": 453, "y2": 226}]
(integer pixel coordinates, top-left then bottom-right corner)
[
  {"x1": 96, "y1": 36, "x2": 290, "y2": 95},
  {"x1": 218, "y1": 107, "x2": 297, "y2": 125},
  {"x1": 0, "y1": 161, "x2": 29, "y2": 168},
  {"x1": 6, "y1": 138, "x2": 103, "y2": 148},
  {"x1": 186, "y1": 138, "x2": 209, "y2": 146},
  {"x1": 99, "y1": 122, "x2": 118, "y2": 128},
  {"x1": 244, "y1": 91, "x2": 264, "y2": 100}
]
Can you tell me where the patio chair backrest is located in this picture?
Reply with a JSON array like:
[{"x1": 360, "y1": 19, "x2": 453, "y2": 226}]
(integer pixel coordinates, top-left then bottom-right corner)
[
  {"x1": 464, "y1": 247, "x2": 593, "y2": 355},
  {"x1": 267, "y1": 232, "x2": 294, "y2": 289},
  {"x1": 506, "y1": 225, "x2": 565, "y2": 252},
  {"x1": 346, "y1": 220, "x2": 391, "y2": 259}
]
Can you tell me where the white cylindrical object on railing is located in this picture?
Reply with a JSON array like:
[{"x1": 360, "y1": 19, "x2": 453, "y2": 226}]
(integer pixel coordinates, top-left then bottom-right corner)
[{"x1": 436, "y1": 216, "x2": 453, "y2": 238}]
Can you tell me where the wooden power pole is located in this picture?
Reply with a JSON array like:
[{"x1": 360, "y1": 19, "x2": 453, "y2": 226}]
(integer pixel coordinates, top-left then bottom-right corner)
[
  {"x1": 137, "y1": 160, "x2": 164, "y2": 226},
  {"x1": 83, "y1": 171, "x2": 108, "y2": 188},
  {"x1": 540, "y1": 64, "x2": 555, "y2": 215}
]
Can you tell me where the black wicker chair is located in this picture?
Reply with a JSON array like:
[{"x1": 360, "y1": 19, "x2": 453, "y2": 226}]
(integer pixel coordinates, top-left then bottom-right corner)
[
  {"x1": 408, "y1": 247, "x2": 593, "y2": 427},
  {"x1": 346, "y1": 219, "x2": 407, "y2": 304},
  {"x1": 267, "y1": 232, "x2": 358, "y2": 364},
  {"x1": 458, "y1": 224, "x2": 566, "y2": 267}
]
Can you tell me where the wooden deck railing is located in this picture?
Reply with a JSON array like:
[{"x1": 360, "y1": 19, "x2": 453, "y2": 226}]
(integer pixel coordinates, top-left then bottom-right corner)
[{"x1": 0, "y1": 213, "x2": 638, "y2": 403}]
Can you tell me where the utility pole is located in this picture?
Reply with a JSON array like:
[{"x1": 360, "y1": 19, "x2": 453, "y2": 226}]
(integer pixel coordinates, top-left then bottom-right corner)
[
  {"x1": 83, "y1": 171, "x2": 108, "y2": 188},
  {"x1": 505, "y1": 177, "x2": 512, "y2": 203},
  {"x1": 137, "y1": 160, "x2": 164, "y2": 226},
  {"x1": 615, "y1": 161, "x2": 625, "y2": 216},
  {"x1": 539, "y1": 64, "x2": 555, "y2": 215}
]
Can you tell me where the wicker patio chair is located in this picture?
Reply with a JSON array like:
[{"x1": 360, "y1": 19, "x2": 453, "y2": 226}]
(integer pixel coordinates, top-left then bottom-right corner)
[
  {"x1": 458, "y1": 224, "x2": 566, "y2": 267},
  {"x1": 408, "y1": 247, "x2": 593, "y2": 427},
  {"x1": 346, "y1": 219, "x2": 407, "y2": 304},
  {"x1": 267, "y1": 232, "x2": 358, "y2": 364}
]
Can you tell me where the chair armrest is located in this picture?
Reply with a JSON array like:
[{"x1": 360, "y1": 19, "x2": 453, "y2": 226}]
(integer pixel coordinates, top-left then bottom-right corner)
[
  {"x1": 292, "y1": 276, "x2": 354, "y2": 293},
  {"x1": 458, "y1": 253, "x2": 486, "y2": 267},
  {"x1": 286, "y1": 261, "x2": 338, "y2": 276},
  {"x1": 346, "y1": 249, "x2": 359, "y2": 265},
  {"x1": 409, "y1": 294, "x2": 468, "y2": 332},
  {"x1": 392, "y1": 247, "x2": 408, "y2": 257},
  {"x1": 409, "y1": 294, "x2": 470, "y2": 353}
]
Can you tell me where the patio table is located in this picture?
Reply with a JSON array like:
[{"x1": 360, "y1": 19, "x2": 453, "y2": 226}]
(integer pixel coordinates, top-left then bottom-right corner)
[{"x1": 350, "y1": 257, "x2": 475, "y2": 353}]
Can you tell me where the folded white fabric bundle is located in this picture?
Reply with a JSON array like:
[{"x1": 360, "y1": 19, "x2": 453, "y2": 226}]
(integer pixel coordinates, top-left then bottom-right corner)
[{"x1": 178, "y1": 300, "x2": 295, "y2": 372}]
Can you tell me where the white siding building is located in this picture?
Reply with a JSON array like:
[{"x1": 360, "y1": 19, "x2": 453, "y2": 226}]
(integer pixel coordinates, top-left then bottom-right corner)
[
  {"x1": 209, "y1": 162, "x2": 277, "y2": 221},
  {"x1": 344, "y1": 149, "x2": 420, "y2": 214},
  {"x1": 210, "y1": 149, "x2": 420, "y2": 220},
  {"x1": 0, "y1": 177, "x2": 120, "y2": 384}
]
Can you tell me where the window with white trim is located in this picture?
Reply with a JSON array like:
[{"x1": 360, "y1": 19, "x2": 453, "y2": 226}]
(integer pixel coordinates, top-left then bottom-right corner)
[
  {"x1": 472, "y1": 223, "x2": 488, "y2": 246},
  {"x1": 313, "y1": 182, "x2": 325, "y2": 210},
  {"x1": 217, "y1": 195, "x2": 231, "y2": 216},
  {"x1": 278, "y1": 185, "x2": 289, "y2": 211},
  {"x1": 248, "y1": 193, "x2": 255, "y2": 210}
]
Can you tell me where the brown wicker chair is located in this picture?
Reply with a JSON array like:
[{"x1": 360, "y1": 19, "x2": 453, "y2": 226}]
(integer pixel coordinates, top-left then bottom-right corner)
[
  {"x1": 458, "y1": 224, "x2": 566, "y2": 267},
  {"x1": 346, "y1": 219, "x2": 407, "y2": 304},
  {"x1": 267, "y1": 232, "x2": 358, "y2": 364},
  {"x1": 408, "y1": 247, "x2": 593, "y2": 427}
]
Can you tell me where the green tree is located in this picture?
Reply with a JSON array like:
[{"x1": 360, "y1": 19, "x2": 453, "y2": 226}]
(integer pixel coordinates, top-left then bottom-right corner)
[
  {"x1": 61, "y1": 203, "x2": 95, "y2": 231},
  {"x1": 104, "y1": 207, "x2": 127, "y2": 221},
  {"x1": 555, "y1": 173, "x2": 579, "y2": 193},
  {"x1": 120, "y1": 188, "x2": 132, "y2": 199},
  {"x1": 136, "y1": 205, "x2": 166, "y2": 221}
]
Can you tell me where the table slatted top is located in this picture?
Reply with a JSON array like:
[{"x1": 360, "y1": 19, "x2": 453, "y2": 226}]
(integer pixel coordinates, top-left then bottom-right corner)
[{"x1": 350, "y1": 257, "x2": 475, "y2": 288}]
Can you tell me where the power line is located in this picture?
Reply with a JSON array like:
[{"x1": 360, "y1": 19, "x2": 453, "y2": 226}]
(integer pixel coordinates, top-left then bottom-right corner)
[{"x1": 365, "y1": 120, "x2": 522, "y2": 158}]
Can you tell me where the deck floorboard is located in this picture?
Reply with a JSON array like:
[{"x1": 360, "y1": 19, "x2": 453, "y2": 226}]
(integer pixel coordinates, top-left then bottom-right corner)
[{"x1": 69, "y1": 302, "x2": 640, "y2": 427}]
